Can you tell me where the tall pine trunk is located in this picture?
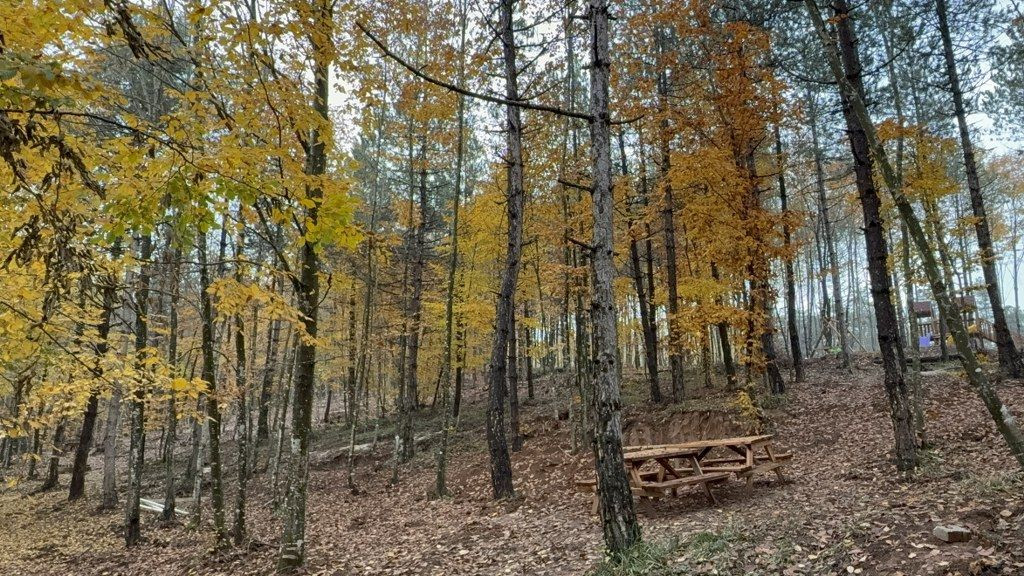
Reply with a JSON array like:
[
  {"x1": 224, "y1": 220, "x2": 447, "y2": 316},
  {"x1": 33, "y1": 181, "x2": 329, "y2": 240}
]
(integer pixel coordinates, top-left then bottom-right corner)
[
  {"x1": 804, "y1": 0, "x2": 1024, "y2": 469},
  {"x1": 808, "y1": 94, "x2": 851, "y2": 369},
  {"x1": 834, "y1": 0, "x2": 917, "y2": 471},
  {"x1": 656, "y1": 27, "x2": 685, "y2": 402},
  {"x1": 589, "y1": 0, "x2": 641, "y2": 555},
  {"x1": 775, "y1": 125, "x2": 803, "y2": 383},
  {"x1": 484, "y1": 0, "x2": 522, "y2": 500},
  {"x1": 620, "y1": 130, "x2": 662, "y2": 402},
  {"x1": 935, "y1": 0, "x2": 1023, "y2": 377},
  {"x1": 508, "y1": 300, "x2": 522, "y2": 451}
]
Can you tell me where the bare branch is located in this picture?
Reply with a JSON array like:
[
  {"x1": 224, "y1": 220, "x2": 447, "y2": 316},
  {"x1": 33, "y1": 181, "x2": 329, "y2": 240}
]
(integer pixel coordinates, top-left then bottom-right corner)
[{"x1": 355, "y1": 22, "x2": 592, "y2": 121}]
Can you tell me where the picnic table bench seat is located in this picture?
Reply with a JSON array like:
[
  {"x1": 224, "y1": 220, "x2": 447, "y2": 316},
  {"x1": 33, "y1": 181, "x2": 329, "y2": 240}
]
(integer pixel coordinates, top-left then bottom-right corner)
[
  {"x1": 640, "y1": 471, "x2": 731, "y2": 496},
  {"x1": 699, "y1": 451, "x2": 793, "y2": 466},
  {"x1": 668, "y1": 451, "x2": 794, "y2": 475}
]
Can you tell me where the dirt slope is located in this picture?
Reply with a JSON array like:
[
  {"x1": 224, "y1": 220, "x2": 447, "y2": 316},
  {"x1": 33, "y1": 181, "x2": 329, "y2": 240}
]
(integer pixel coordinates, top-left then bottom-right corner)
[{"x1": 1, "y1": 359, "x2": 1021, "y2": 575}]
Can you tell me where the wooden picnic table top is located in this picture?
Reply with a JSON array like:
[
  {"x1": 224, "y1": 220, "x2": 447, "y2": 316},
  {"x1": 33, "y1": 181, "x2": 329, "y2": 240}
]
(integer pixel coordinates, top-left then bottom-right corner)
[
  {"x1": 672, "y1": 434, "x2": 774, "y2": 449},
  {"x1": 621, "y1": 445, "x2": 702, "y2": 462},
  {"x1": 624, "y1": 435, "x2": 775, "y2": 456}
]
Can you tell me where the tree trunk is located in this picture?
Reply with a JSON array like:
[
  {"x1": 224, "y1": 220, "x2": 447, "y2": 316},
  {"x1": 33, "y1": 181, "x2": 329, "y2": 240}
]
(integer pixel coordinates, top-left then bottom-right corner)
[
  {"x1": 162, "y1": 245, "x2": 182, "y2": 521},
  {"x1": 100, "y1": 385, "x2": 121, "y2": 510},
  {"x1": 188, "y1": 398, "x2": 205, "y2": 529},
  {"x1": 834, "y1": 0, "x2": 917, "y2": 471},
  {"x1": 197, "y1": 235, "x2": 227, "y2": 543},
  {"x1": 936, "y1": 0, "x2": 1023, "y2": 376},
  {"x1": 125, "y1": 233, "x2": 153, "y2": 547},
  {"x1": 258, "y1": 295, "x2": 281, "y2": 441},
  {"x1": 775, "y1": 125, "x2": 803, "y2": 383},
  {"x1": 508, "y1": 299, "x2": 522, "y2": 451},
  {"x1": 620, "y1": 130, "x2": 662, "y2": 402},
  {"x1": 399, "y1": 137, "x2": 428, "y2": 462},
  {"x1": 657, "y1": 27, "x2": 685, "y2": 402},
  {"x1": 40, "y1": 420, "x2": 65, "y2": 491},
  {"x1": 524, "y1": 301, "x2": 536, "y2": 401},
  {"x1": 589, "y1": 0, "x2": 641, "y2": 555},
  {"x1": 808, "y1": 93, "x2": 851, "y2": 369},
  {"x1": 710, "y1": 262, "x2": 737, "y2": 388},
  {"x1": 804, "y1": 0, "x2": 1024, "y2": 469},
  {"x1": 351, "y1": 105, "x2": 384, "y2": 491},
  {"x1": 232, "y1": 230, "x2": 249, "y2": 545},
  {"x1": 484, "y1": 0, "x2": 522, "y2": 500},
  {"x1": 69, "y1": 245, "x2": 119, "y2": 500},
  {"x1": 277, "y1": 4, "x2": 330, "y2": 567}
]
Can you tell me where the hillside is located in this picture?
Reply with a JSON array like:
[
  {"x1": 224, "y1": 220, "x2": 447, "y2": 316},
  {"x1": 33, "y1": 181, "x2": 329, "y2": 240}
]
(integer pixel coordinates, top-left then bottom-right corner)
[{"x1": 1, "y1": 360, "x2": 1021, "y2": 575}]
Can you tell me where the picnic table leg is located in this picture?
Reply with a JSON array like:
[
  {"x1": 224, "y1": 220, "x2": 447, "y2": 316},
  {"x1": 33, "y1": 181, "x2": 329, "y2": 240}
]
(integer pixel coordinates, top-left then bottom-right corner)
[
  {"x1": 628, "y1": 461, "x2": 645, "y2": 488},
  {"x1": 702, "y1": 481, "x2": 719, "y2": 506},
  {"x1": 689, "y1": 455, "x2": 704, "y2": 476},
  {"x1": 765, "y1": 444, "x2": 786, "y2": 483},
  {"x1": 744, "y1": 446, "x2": 755, "y2": 492},
  {"x1": 656, "y1": 457, "x2": 684, "y2": 479}
]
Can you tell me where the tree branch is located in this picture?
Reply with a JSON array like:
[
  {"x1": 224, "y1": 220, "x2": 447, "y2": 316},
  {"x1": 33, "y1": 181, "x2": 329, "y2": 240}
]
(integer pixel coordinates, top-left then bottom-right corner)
[{"x1": 355, "y1": 22, "x2": 592, "y2": 121}]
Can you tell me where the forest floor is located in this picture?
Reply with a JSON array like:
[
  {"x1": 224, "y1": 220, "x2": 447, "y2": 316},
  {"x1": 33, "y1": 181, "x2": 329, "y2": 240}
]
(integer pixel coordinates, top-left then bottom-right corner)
[{"x1": 1, "y1": 357, "x2": 1023, "y2": 575}]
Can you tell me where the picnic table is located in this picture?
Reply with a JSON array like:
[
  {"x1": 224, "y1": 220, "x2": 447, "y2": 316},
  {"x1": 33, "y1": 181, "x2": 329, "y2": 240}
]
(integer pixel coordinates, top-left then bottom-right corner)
[
  {"x1": 575, "y1": 434, "x2": 792, "y2": 512},
  {"x1": 628, "y1": 434, "x2": 792, "y2": 491},
  {"x1": 621, "y1": 445, "x2": 730, "y2": 505}
]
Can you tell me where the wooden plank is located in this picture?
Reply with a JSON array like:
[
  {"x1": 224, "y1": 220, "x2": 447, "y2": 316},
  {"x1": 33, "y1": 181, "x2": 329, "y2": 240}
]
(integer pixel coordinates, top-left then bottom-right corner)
[
  {"x1": 623, "y1": 435, "x2": 772, "y2": 453},
  {"x1": 700, "y1": 452, "x2": 792, "y2": 466},
  {"x1": 737, "y1": 461, "x2": 785, "y2": 477},
  {"x1": 623, "y1": 446, "x2": 701, "y2": 461},
  {"x1": 641, "y1": 472, "x2": 730, "y2": 490},
  {"x1": 764, "y1": 445, "x2": 787, "y2": 482}
]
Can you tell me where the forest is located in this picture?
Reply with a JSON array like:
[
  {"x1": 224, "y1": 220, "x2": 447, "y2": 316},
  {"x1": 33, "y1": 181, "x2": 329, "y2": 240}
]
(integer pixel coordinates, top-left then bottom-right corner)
[{"x1": 1, "y1": 0, "x2": 1023, "y2": 574}]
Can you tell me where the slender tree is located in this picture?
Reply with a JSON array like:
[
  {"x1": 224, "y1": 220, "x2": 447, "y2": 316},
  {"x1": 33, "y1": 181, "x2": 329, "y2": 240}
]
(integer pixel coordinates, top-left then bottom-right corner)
[
  {"x1": 588, "y1": 0, "x2": 641, "y2": 556},
  {"x1": 935, "y1": 0, "x2": 1023, "y2": 377},
  {"x1": 833, "y1": 0, "x2": 917, "y2": 471}
]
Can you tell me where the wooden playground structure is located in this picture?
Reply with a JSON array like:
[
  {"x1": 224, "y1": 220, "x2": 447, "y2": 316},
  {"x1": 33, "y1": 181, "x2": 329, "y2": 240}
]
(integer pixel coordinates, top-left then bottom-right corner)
[{"x1": 911, "y1": 296, "x2": 1024, "y2": 357}]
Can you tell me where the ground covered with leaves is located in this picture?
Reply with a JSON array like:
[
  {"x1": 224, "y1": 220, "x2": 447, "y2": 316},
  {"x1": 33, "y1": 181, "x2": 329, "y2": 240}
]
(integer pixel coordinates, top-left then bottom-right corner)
[{"x1": 1, "y1": 358, "x2": 1022, "y2": 575}]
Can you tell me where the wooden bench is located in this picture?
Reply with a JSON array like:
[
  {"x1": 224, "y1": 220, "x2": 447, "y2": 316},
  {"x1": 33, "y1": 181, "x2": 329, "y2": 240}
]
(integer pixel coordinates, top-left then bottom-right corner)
[
  {"x1": 671, "y1": 452, "x2": 794, "y2": 475},
  {"x1": 700, "y1": 451, "x2": 793, "y2": 466},
  {"x1": 639, "y1": 471, "x2": 731, "y2": 504},
  {"x1": 575, "y1": 470, "x2": 729, "y2": 511}
]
